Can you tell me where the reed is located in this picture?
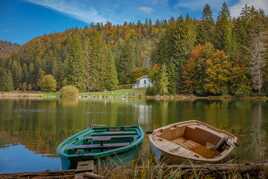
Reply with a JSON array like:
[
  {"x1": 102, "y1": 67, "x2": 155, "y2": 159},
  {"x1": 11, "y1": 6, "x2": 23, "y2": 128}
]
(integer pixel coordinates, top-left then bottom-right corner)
[{"x1": 99, "y1": 153, "x2": 264, "y2": 179}]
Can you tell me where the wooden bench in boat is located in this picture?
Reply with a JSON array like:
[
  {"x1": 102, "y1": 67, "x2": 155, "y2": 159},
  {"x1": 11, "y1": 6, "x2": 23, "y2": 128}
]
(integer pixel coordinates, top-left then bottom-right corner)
[
  {"x1": 66, "y1": 142, "x2": 130, "y2": 150},
  {"x1": 84, "y1": 135, "x2": 135, "y2": 141},
  {"x1": 91, "y1": 131, "x2": 137, "y2": 136}
]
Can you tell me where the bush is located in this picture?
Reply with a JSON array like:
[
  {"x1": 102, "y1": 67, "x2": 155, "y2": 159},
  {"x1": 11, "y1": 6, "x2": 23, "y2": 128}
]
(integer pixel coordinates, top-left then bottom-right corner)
[
  {"x1": 39, "y1": 74, "x2": 57, "y2": 92},
  {"x1": 60, "y1": 85, "x2": 79, "y2": 99}
]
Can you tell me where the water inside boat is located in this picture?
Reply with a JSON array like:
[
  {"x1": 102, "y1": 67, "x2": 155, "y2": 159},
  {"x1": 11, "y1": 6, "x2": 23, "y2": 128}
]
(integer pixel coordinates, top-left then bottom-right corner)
[
  {"x1": 157, "y1": 125, "x2": 229, "y2": 158},
  {"x1": 65, "y1": 128, "x2": 138, "y2": 155}
]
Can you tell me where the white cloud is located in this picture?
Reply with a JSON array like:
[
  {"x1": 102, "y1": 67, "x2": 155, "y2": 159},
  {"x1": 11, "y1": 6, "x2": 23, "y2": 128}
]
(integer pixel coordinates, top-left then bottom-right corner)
[
  {"x1": 138, "y1": 6, "x2": 153, "y2": 14},
  {"x1": 24, "y1": 0, "x2": 107, "y2": 24},
  {"x1": 230, "y1": 0, "x2": 268, "y2": 17}
]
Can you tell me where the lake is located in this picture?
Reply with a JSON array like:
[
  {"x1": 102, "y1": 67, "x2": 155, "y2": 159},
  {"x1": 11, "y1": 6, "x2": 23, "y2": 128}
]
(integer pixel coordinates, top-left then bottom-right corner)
[{"x1": 0, "y1": 99, "x2": 268, "y2": 173}]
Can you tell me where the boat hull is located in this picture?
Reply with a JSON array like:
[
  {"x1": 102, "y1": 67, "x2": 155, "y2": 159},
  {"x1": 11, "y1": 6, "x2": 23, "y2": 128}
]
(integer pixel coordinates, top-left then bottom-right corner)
[
  {"x1": 149, "y1": 136, "x2": 234, "y2": 164},
  {"x1": 59, "y1": 143, "x2": 142, "y2": 170},
  {"x1": 149, "y1": 120, "x2": 238, "y2": 164},
  {"x1": 57, "y1": 126, "x2": 144, "y2": 170}
]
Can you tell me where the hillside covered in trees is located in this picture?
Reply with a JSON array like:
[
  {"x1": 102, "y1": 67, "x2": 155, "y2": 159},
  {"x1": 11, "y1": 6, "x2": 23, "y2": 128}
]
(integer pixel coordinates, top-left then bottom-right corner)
[
  {"x1": 0, "y1": 3, "x2": 268, "y2": 96},
  {"x1": 0, "y1": 41, "x2": 19, "y2": 59}
]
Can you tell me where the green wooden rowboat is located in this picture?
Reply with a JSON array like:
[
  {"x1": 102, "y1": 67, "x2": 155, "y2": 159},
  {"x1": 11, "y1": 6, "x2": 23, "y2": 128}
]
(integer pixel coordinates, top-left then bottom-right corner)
[{"x1": 57, "y1": 126, "x2": 144, "y2": 170}]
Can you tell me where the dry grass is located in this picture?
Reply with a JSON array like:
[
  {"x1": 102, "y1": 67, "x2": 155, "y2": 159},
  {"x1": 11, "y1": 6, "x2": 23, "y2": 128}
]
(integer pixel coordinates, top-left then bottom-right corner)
[{"x1": 97, "y1": 149, "x2": 264, "y2": 179}]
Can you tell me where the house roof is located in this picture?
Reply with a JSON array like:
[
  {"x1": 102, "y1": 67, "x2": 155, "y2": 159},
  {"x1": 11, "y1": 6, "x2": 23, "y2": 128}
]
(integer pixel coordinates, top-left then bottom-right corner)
[{"x1": 136, "y1": 75, "x2": 150, "y2": 81}]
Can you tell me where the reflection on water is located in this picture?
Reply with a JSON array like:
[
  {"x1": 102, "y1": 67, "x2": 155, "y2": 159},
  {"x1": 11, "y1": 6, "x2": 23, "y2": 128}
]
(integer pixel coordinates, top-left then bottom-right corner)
[
  {"x1": 0, "y1": 144, "x2": 60, "y2": 173},
  {"x1": 0, "y1": 99, "x2": 268, "y2": 173}
]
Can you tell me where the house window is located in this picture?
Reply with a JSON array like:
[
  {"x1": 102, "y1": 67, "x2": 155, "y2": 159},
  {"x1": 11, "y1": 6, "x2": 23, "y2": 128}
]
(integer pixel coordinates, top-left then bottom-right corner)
[{"x1": 144, "y1": 80, "x2": 146, "y2": 85}]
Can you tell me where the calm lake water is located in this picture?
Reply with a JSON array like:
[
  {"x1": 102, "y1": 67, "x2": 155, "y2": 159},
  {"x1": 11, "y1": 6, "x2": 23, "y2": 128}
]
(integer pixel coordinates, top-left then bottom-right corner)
[{"x1": 0, "y1": 99, "x2": 268, "y2": 173}]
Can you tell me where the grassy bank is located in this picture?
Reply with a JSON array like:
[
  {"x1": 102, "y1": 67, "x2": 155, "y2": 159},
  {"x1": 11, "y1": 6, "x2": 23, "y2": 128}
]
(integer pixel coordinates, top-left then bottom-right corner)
[
  {"x1": 81, "y1": 89, "x2": 146, "y2": 100},
  {"x1": 1, "y1": 90, "x2": 268, "y2": 101},
  {"x1": 0, "y1": 89, "x2": 145, "y2": 100},
  {"x1": 146, "y1": 94, "x2": 268, "y2": 101},
  {"x1": 0, "y1": 91, "x2": 58, "y2": 100}
]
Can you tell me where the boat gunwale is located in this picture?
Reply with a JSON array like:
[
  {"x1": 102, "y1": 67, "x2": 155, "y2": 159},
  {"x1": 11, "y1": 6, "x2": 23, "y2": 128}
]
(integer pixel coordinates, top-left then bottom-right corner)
[
  {"x1": 149, "y1": 120, "x2": 238, "y2": 162},
  {"x1": 57, "y1": 126, "x2": 144, "y2": 159}
]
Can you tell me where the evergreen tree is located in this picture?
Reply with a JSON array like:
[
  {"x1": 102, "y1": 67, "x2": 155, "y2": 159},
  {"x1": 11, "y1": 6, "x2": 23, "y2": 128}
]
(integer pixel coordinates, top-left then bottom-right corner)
[
  {"x1": 0, "y1": 68, "x2": 14, "y2": 91},
  {"x1": 103, "y1": 47, "x2": 118, "y2": 90},
  {"x1": 166, "y1": 63, "x2": 176, "y2": 94},
  {"x1": 85, "y1": 32, "x2": 104, "y2": 91},
  {"x1": 10, "y1": 60, "x2": 22, "y2": 89},
  {"x1": 215, "y1": 2, "x2": 236, "y2": 57},
  {"x1": 116, "y1": 40, "x2": 135, "y2": 84},
  {"x1": 229, "y1": 63, "x2": 251, "y2": 96},
  {"x1": 158, "y1": 64, "x2": 169, "y2": 95},
  {"x1": 197, "y1": 4, "x2": 215, "y2": 44},
  {"x1": 153, "y1": 20, "x2": 196, "y2": 93},
  {"x1": 64, "y1": 34, "x2": 86, "y2": 91}
]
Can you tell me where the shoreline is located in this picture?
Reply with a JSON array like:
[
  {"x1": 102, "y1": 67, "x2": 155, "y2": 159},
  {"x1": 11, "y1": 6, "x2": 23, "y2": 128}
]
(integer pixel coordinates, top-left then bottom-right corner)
[
  {"x1": 146, "y1": 95, "x2": 268, "y2": 101},
  {"x1": 0, "y1": 91, "x2": 268, "y2": 101},
  {"x1": 0, "y1": 92, "x2": 58, "y2": 100}
]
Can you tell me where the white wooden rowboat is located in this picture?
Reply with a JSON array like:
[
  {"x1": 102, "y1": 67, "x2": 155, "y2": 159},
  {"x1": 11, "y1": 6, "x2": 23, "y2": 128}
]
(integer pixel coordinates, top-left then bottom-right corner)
[{"x1": 149, "y1": 120, "x2": 238, "y2": 163}]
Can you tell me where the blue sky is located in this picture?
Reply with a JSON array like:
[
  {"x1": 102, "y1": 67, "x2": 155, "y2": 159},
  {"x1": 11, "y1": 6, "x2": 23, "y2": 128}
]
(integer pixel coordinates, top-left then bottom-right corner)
[{"x1": 0, "y1": 0, "x2": 267, "y2": 44}]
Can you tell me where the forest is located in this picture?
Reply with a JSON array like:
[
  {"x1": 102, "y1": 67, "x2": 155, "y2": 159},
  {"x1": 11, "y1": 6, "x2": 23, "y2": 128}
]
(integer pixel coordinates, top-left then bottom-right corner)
[{"x1": 0, "y1": 3, "x2": 268, "y2": 96}]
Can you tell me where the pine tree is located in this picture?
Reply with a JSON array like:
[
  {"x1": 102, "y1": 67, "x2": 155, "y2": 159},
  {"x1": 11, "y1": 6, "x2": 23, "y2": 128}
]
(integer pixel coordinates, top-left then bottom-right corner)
[
  {"x1": 234, "y1": 5, "x2": 267, "y2": 69},
  {"x1": 215, "y1": 2, "x2": 236, "y2": 57},
  {"x1": 0, "y1": 68, "x2": 14, "y2": 91},
  {"x1": 166, "y1": 63, "x2": 176, "y2": 94},
  {"x1": 10, "y1": 60, "x2": 22, "y2": 89},
  {"x1": 116, "y1": 40, "x2": 135, "y2": 84},
  {"x1": 153, "y1": 20, "x2": 196, "y2": 93},
  {"x1": 84, "y1": 32, "x2": 102, "y2": 91},
  {"x1": 64, "y1": 34, "x2": 86, "y2": 91},
  {"x1": 103, "y1": 47, "x2": 118, "y2": 90},
  {"x1": 197, "y1": 4, "x2": 215, "y2": 44},
  {"x1": 158, "y1": 64, "x2": 169, "y2": 95},
  {"x1": 229, "y1": 63, "x2": 251, "y2": 96}
]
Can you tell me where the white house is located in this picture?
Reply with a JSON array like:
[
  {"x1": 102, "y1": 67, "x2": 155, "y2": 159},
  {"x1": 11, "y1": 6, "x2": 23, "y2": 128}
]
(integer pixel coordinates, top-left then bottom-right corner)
[{"x1": 133, "y1": 75, "x2": 153, "y2": 88}]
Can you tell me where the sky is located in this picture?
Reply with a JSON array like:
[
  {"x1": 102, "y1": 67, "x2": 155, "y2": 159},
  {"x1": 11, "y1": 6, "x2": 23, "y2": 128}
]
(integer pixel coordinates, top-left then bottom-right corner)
[{"x1": 0, "y1": 0, "x2": 267, "y2": 44}]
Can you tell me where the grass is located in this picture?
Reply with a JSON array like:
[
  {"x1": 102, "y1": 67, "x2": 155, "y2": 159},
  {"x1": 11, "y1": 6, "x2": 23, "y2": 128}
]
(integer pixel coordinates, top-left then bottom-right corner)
[
  {"x1": 41, "y1": 92, "x2": 58, "y2": 99},
  {"x1": 99, "y1": 157, "x2": 262, "y2": 179},
  {"x1": 81, "y1": 88, "x2": 146, "y2": 99},
  {"x1": 93, "y1": 136, "x2": 261, "y2": 179},
  {"x1": 0, "y1": 89, "x2": 146, "y2": 100},
  {"x1": 99, "y1": 158, "x2": 262, "y2": 179},
  {"x1": 97, "y1": 137, "x2": 263, "y2": 179}
]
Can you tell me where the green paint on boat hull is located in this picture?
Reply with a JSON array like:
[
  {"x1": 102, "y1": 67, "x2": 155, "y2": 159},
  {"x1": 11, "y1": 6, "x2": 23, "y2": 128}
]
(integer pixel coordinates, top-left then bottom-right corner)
[{"x1": 57, "y1": 126, "x2": 144, "y2": 170}]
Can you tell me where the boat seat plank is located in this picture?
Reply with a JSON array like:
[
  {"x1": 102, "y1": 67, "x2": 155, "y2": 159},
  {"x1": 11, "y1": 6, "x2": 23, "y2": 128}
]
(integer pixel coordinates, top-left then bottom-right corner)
[
  {"x1": 66, "y1": 142, "x2": 129, "y2": 150},
  {"x1": 91, "y1": 131, "x2": 137, "y2": 136},
  {"x1": 84, "y1": 135, "x2": 135, "y2": 141}
]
